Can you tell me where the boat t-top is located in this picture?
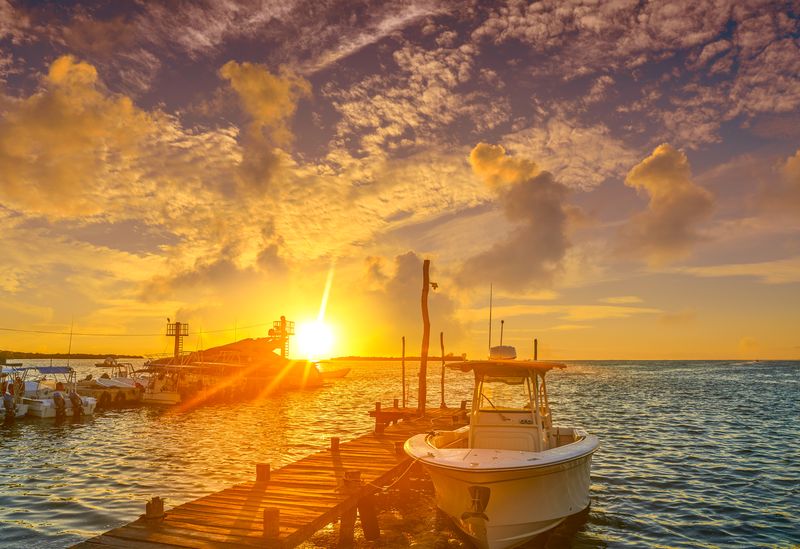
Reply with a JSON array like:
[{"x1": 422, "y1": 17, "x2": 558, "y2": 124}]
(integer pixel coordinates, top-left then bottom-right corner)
[{"x1": 404, "y1": 346, "x2": 599, "y2": 549}]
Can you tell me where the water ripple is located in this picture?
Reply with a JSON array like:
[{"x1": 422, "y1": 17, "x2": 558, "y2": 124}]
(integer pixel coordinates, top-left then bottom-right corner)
[{"x1": 1, "y1": 359, "x2": 798, "y2": 547}]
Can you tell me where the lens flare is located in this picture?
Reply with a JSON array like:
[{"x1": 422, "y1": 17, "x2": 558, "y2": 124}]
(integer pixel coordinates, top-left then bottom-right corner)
[{"x1": 295, "y1": 321, "x2": 334, "y2": 360}]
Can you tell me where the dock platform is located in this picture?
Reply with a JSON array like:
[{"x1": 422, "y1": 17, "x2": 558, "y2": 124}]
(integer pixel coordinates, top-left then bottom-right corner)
[{"x1": 73, "y1": 404, "x2": 468, "y2": 548}]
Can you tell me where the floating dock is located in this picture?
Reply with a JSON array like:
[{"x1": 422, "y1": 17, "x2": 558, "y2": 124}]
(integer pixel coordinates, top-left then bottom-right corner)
[{"x1": 73, "y1": 403, "x2": 468, "y2": 548}]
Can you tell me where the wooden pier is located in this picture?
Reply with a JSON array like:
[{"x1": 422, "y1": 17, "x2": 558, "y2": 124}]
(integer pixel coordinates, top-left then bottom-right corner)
[{"x1": 73, "y1": 403, "x2": 468, "y2": 549}]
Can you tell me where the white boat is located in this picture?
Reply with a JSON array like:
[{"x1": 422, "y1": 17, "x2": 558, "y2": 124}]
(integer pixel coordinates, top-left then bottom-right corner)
[
  {"x1": 141, "y1": 369, "x2": 182, "y2": 405},
  {"x1": 404, "y1": 348, "x2": 598, "y2": 549},
  {"x1": 78, "y1": 359, "x2": 147, "y2": 408},
  {"x1": 1, "y1": 366, "x2": 28, "y2": 419},
  {"x1": 23, "y1": 366, "x2": 97, "y2": 418}
]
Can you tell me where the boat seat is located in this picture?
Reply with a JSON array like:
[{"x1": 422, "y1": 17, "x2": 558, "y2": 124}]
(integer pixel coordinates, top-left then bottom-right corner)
[{"x1": 470, "y1": 424, "x2": 539, "y2": 452}]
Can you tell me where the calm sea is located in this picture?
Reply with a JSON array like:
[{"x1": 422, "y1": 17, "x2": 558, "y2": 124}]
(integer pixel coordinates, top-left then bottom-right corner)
[{"x1": 0, "y1": 359, "x2": 797, "y2": 548}]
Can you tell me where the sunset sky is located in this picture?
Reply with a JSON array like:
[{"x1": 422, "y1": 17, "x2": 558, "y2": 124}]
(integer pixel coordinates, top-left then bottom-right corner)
[{"x1": 0, "y1": 1, "x2": 798, "y2": 360}]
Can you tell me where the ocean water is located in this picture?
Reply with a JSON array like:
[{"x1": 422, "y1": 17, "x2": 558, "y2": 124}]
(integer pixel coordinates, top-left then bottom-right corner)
[{"x1": 0, "y1": 359, "x2": 797, "y2": 548}]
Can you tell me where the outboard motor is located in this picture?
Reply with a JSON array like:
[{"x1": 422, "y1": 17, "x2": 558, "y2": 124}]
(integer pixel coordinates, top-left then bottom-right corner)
[
  {"x1": 53, "y1": 391, "x2": 66, "y2": 418},
  {"x1": 2, "y1": 390, "x2": 14, "y2": 419},
  {"x1": 69, "y1": 391, "x2": 83, "y2": 418}
]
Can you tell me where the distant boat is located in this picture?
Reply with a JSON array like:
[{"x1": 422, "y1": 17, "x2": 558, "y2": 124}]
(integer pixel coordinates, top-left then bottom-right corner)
[
  {"x1": 318, "y1": 367, "x2": 350, "y2": 380},
  {"x1": 404, "y1": 347, "x2": 598, "y2": 549},
  {"x1": 141, "y1": 336, "x2": 324, "y2": 406}
]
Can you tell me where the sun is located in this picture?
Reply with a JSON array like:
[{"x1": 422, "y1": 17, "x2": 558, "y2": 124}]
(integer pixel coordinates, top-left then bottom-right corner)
[{"x1": 295, "y1": 321, "x2": 335, "y2": 360}]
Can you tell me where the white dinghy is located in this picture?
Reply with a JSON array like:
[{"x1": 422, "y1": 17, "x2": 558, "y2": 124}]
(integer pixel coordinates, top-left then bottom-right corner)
[{"x1": 404, "y1": 348, "x2": 598, "y2": 549}]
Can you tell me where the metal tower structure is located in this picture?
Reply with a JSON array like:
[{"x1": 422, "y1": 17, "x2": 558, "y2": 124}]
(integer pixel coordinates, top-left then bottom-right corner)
[
  {"x1": 270, "y1": 316, "x2": 295, "y2": 358},
  {"x1": 166, "y1": 321, "x2": 189, "y2": 358}
]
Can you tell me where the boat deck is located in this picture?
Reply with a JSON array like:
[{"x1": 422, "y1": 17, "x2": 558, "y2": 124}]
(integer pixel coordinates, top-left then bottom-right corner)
[{"x1": 72, "y1": 405, "x2": 468, "y2": 549}]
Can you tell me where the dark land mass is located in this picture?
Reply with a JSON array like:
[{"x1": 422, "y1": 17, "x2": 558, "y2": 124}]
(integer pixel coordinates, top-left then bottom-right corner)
[
  {"x1": 1, "y1": 350, "x2": 142, "y2": 362},
  {"x1": 330, "y1": 354, "x2": 467, "y2": 361}
]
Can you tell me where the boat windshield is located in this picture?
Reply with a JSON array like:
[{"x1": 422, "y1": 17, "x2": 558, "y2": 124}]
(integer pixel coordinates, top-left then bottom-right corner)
[{"x1": 477, "y1": 374, "x2": 532, "y2": 411}]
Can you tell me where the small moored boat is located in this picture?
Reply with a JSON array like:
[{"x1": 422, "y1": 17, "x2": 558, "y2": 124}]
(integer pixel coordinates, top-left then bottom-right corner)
[
  {"x1": 404, "y1": 347, "x2": 598, "y2": 549},
  {"x1": 23, "y1": 366, "x2": 97, "y2": 418},
  {"x1": 1, "y1": 366, "x2": 28, "y2": 419}
]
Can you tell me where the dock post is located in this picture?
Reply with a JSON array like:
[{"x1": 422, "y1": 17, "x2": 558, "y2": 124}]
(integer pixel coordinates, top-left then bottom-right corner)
[
  {"x1": 339, "y1": 471, "x2": 362, "y2": 546},
  {"x1": 418, "y1": 259, "x2": 431, "y2": 415},
  {"x1": 256, "y1": 463, "x2": 271, "y2": 483},
  {"x1": 358, "y1": 492, "x2": 380, "y2": 541},
  {"x1": 331, "y1": 437, "x2": 340, "y2": 452},
  {"x1": 393, "y1": 398, "x2": 399, "y2": 409},
  {"x1": 401, "y1": 336, "x2": 406, "y2": 408},
  {"x1": 143, "y1": 496, "x2": 165, "y2": 520},
  {"x1": 374, "y1": 402, "x2": 384, "y2": 435},
  {"x1": 440, "y1": 331, "x2": 447, "y2": 409},
  {"x1": 263, "y1": 507, "x2": 280, "y2": 538}
]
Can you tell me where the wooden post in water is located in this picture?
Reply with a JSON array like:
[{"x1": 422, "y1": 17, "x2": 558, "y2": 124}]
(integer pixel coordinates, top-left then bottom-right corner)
[
  {"x1": 440, "y1": 331, "x2": 447, "y2": 409},
  {"x1": 401, "y1": 336, "x2": 406, "y2": 408},
  {"x1": 534, "y1": 338, "x2": 538, "y2": 360},
  {"x1": 418, "y1": 259, "x2": 431, "y2": 414},
  {"x1": 500, "y1": 319, "x2": 504, "y2": 346}
]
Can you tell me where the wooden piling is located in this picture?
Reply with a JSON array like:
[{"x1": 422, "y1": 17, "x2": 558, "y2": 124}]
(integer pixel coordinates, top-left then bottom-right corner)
[
  {"x1": 440, "y1": 331, "x2": 446, "y2": 409},
  {"x1": 419, "y1": 259, "x2": 431, "y2": 414},
  {"x1": 256, "y1": 463, "x2": 271, "y2": 482},
  {"x1": 263, "y1": 507, "x2": 280, "y2": 538},
  {"x1": 331, "y1": 437, "x2": 340, "y2": 452},
  {"x1": 143, "y1": 496, "x2": 165, "y2": 520},
  {"x1": 339, "y1": 471, "x2": 362, "y2": 547},
  {"x1": 401, "y1": 336, "x2": 406, "y2": 408},
  {"x1": 358, "y1": 492, "x2": 380, "y2": 541}
]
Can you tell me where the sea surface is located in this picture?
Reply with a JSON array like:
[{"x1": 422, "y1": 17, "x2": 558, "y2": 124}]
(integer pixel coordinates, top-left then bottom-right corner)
[{"x1": 0, "y1": 359, "x2": 798, "y2": 548}]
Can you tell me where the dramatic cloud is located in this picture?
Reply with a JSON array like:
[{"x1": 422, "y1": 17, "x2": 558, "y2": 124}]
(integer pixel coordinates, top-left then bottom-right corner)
[
  {"x1": 458, "y1": 143, "x2": 573, "y2": 291},
  {"x1": 219, "y1": 61, "x2": 310, "y2": 193},
  {"x1": 0, "y1": 55, "x2": 156, "y2": 217},
  {"x1": 620, "y1": 144, "x2": 714, "y2": 264}
]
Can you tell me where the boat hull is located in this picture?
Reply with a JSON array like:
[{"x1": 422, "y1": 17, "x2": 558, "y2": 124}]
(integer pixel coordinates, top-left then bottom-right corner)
[
  {"x1": 23, "y1": 397, "x2": 96, "y2": 418},
  {"x1": 407, "y1": 432, "x2": 597, "y2": 549},
  {"x1": 426, "y1": 454, "x2": 593, "y2": 549},
  {"x1": 0, "y1": 403, "x2": 28, "y2": 419},
  {"x1": 142, "y1": 391, "x2": 181, "y2": 405}
]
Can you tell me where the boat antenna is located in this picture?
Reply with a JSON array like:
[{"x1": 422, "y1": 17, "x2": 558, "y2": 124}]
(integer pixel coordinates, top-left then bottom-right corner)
[
  {"x1": 487, "y1": 284, "x2": 493, "y2": 358},
  {"x1": 66, "y1": 317, "x2": 74, "y2": 368}
]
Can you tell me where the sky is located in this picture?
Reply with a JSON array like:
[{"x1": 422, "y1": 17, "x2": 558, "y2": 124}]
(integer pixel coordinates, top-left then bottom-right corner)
[{"x1": 0, "y1": 0, "x2": 798, "y2": 360}]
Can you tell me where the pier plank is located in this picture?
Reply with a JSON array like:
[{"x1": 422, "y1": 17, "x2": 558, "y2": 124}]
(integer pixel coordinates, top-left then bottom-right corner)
[{"x1": 75, "y1": 407, "x2": 466, "y2": 549}]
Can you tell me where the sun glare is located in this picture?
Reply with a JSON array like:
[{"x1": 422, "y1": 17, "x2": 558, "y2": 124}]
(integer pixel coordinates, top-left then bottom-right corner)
[{"x1": 295, "y1": 321, "x2": 335, "y2": 360}]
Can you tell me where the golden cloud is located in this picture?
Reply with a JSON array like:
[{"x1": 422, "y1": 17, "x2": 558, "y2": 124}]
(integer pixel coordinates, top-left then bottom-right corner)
[
  {"x1": 219, "y1": 61, "x2": 310, "y2": 146},
  {"x1": 469, "y1": 142, "x2": 540, "y2": 187},
  {"x1": 620, "y1": 143, "x2": 714, "y2": 264},
  {"x1": 0, "y1": 55, "x2": 155, "y2": 217}
]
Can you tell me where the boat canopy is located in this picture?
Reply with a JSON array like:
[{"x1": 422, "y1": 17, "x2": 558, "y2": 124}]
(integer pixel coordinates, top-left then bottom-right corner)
[
  {"x1": 35, "y1": 366, "x2": 74, "y2": 374},
  {"x1": 1, "y1": 366, "x2": 29, "y2": 374},
  {"x1": 448, "y1": 359, "x2": 565, "y2": 377}
]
